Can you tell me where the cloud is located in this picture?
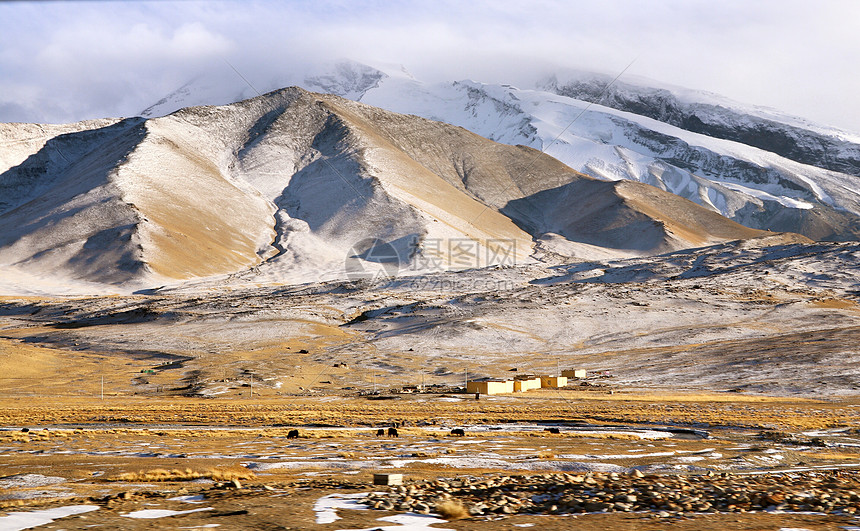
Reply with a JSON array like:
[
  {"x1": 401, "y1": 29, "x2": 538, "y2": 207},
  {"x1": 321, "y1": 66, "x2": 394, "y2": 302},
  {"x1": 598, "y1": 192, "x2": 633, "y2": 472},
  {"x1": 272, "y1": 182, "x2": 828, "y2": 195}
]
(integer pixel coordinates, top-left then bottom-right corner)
[{"x1": 0, "y1": 0, "x2": 858, "y2": 131}]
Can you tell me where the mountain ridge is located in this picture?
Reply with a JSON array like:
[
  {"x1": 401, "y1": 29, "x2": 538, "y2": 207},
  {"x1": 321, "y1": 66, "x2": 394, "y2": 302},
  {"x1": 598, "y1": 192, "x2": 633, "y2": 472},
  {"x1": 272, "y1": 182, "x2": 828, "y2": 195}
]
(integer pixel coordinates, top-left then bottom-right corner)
[
  {"x1": 131, "y1": 60, "x2": 860, "y2": 242},
  {"x1": 0, "y1": 86, "x2": 806, "y2": 293},
  {"x1": 540, "y1": 71, "x2": 860, "y2": 175}
]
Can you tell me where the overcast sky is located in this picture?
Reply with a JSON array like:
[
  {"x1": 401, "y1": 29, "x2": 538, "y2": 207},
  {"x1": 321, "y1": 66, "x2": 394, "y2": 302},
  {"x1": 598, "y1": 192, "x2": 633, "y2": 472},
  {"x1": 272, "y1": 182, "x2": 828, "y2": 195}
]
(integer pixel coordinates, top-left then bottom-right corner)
[{"x1": 1, "y1": 0, "x2": 858, "y2": 131}]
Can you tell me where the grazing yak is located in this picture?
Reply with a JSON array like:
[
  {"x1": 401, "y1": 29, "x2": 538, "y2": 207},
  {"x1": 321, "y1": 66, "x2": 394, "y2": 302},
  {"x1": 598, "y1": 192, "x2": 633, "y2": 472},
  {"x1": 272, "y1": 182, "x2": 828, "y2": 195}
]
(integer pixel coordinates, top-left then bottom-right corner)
[
  {"x1": 450, "y1": 428, "x2": 465, "y2": 436},
  {"x1": 376, "y1": 428, "x2": 386, "y2": 436},
  {"x1": 387, "y1": 427, "x2": 399, "y2": 437},
  {"x1": 544, "y1": 427, "x2": 560, "y2": 434},
  {"x1": 286, "y1": 429, "x2": 299, "y2": 439}
]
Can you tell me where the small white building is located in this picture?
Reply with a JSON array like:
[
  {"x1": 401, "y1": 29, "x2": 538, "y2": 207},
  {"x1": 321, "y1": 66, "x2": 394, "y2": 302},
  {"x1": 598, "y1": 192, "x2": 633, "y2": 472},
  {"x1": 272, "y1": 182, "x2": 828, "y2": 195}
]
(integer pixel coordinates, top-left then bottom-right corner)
[{"x1": 373, "y1": 473, "x2": 403, "y2": 485}]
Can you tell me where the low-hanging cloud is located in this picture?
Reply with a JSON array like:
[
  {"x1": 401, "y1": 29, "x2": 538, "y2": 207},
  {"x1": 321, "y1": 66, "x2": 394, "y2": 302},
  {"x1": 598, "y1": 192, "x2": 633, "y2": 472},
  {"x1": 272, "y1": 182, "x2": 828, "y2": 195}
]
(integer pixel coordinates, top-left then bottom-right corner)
[{"x1": 0, "y1": 0, "x2": 858, "y2": 131}]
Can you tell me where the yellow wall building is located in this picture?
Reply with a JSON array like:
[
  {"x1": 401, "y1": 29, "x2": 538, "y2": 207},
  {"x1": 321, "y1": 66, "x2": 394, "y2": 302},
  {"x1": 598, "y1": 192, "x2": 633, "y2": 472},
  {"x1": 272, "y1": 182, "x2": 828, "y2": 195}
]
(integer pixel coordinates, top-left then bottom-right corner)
[
  {"x1": 467, "y1": 379, "x2": 514, "y2": 395},
  {"x1": 540, "y1": 376, "x2": 568, "y2": 388},
  {"x1": 513, "y1": 377, "x2": 541, "y2": 392}
]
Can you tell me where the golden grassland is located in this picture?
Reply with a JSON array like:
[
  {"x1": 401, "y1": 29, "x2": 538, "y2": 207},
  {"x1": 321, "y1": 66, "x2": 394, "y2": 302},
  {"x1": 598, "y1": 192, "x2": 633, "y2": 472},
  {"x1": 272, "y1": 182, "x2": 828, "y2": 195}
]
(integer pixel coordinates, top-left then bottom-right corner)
[
  {"x1": 110, "y1": 467, "x2": 255, "y2": 482},
  {"x1": 0, "y1": 388, "x2": 853, "y2": 430}
]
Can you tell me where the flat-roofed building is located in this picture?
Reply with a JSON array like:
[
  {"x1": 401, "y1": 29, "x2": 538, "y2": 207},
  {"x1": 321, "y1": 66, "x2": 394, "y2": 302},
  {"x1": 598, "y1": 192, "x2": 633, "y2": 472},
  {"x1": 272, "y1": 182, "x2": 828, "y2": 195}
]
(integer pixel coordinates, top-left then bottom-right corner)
[
  {"x1": 467, "y1": 379, "x2": 514, "y2": 395},
  {"x1": 513, "y1": 376, "x2": 541, "y2": 392},
  {"x1": 540, "y1": 375, "x2": 568, "y2": 388},
  {"x1": 562, "y1": 369, "x2": 587, "y2": 379}
]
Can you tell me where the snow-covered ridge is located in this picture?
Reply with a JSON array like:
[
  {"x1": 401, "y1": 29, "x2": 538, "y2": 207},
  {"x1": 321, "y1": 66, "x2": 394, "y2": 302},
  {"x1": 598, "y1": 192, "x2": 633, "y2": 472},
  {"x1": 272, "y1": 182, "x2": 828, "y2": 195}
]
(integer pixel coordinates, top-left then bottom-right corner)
[
  {"x1": 136, "y1": 60, "x2": 860, "y2": 242},
  {"x1": 541, "y1": 70, "x2": 860, "y2": 174},
  {"x1": 361, "y1": 72, "x2": 860, "y2": 242}
]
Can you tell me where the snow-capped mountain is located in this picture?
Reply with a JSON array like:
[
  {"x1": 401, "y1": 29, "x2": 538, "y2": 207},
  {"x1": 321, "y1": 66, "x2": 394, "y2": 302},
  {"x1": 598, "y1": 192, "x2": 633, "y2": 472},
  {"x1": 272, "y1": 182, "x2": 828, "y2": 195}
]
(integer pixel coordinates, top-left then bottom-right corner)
[
  {"x1": 541, "y1": 71, "x2": 860, "y2": 176},
  {"x1": 1, "y1": 87, "x2": 801, "y2": 293},
  {"x1": 138, "y1": 60, "x2": 860, "y2": 242},
  {"x1": 139, "y1": 60, "x2": 387, "y2": 118}
]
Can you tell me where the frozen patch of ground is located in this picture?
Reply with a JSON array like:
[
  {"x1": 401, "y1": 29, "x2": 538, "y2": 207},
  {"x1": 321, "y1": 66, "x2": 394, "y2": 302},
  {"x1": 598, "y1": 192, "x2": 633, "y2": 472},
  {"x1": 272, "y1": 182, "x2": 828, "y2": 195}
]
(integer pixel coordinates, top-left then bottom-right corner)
[
  {"x1": 314, "y1": 492, "x2": 370, "y2": 524},
  {"x1": 0, "y1": 474, "x2": 65, "y2": 489},
  {"x1": 121, "y1": 507, "x2": 213, "y2": 519},
  {"x1": 168, "y1": 494, "x2": 207, "y2": 503},
  {"x1": 0, "y1": 505, "x2": 98, "y2": 530},
  {"x1": 337, "y1": 513, "x2": 454, "y2": 531}
]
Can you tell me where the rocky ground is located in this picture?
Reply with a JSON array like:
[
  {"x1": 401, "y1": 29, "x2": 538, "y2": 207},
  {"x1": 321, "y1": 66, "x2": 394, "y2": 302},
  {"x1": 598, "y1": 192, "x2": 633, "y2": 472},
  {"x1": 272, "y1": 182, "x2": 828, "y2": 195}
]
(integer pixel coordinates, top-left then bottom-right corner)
[
  {"x1": 1, "y1": 394, "x2": 860, "y2": 528},
  {"x1": 4, "y1": 472, "x2": 860, "y2": 530},
  {"x1": 363, "y1": 470, "x2": 860, "y2": 517}
]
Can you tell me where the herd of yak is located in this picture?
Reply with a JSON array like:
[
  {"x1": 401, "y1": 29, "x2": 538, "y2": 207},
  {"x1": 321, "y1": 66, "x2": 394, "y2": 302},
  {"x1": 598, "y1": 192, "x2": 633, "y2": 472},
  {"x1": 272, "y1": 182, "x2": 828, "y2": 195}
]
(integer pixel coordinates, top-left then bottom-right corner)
[{"x1": 282, "y1": 426, "x2": 561, "y2": 438}]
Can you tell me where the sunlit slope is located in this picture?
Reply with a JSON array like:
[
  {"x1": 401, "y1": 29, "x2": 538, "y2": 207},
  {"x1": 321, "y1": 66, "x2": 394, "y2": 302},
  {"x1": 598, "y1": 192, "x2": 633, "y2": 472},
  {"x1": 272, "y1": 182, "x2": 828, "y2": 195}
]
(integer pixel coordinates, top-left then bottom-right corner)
[{"x1": 0, "y1": 87, "x2": 808, "y2": 292}]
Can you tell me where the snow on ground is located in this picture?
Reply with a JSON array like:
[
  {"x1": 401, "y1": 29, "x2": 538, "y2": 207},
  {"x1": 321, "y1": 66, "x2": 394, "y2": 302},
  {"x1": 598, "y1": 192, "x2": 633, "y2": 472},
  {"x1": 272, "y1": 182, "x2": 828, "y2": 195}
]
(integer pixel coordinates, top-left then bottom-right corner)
[
  {"x1": 715, "y1": 181, "x2": 814, "y2": 209},
  {"x1": 336, "y1": 513, "x2": 455, "y2": 531},
  {"x1": 313, "y1": 492, "x2": 454, "y2": 531},
  {"x1": 0, "y1": 474, "x2": 65, "y2": 489},
  {"x1": 0, "y1": 267, "x2": 131, "y2": 296},
  {"x1": 314, "y1": 492, "x2": 369, "y2": 524},
  {"x1": 0, "y1": 505, "x2": 98, "y2": 530},
  {"x1": 121, "y1": 507, "x2": 213, "y2": 519}
]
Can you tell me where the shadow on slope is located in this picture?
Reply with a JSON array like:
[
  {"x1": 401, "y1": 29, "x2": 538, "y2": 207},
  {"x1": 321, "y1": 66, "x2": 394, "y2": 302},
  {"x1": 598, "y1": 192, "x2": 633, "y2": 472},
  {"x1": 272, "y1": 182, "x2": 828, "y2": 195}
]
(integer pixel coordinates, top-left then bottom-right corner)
[
  {"x1": 503, "y1": 178, "x2": 768, "y2": 254},
  {"x1": 0, "y1": 119, "x2": 150, "y2": 283}
]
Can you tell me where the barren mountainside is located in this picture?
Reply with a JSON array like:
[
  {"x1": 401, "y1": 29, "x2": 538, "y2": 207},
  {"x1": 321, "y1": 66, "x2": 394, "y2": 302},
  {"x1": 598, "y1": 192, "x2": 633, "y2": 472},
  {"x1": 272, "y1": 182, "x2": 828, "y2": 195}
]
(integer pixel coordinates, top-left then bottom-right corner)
[{"x1": 0, "y1": 87, "x2": 803, "y2": 292}]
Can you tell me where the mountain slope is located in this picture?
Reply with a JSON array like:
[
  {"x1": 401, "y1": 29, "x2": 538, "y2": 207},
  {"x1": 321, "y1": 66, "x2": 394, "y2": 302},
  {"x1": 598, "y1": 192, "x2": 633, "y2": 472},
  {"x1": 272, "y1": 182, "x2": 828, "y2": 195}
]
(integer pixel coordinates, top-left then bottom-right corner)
[
  {"x1": 541, "y1": 71, "x2": 860, "y2": 176},
  {"x1": 359, "y1": 72, "x2": 860, "y2": 242},
  {"x1": 0, "y1": 88, "x2": 798, "y2": 292},
  {"x1": 0, "y1": 115, "x2": 277, "y2": 286},
  {"x1": 134, "y1": 62, "x2": 860, "y2": 243},
  {"x1": 143, "y1": 61, "x2": 860, "y2": 241}
]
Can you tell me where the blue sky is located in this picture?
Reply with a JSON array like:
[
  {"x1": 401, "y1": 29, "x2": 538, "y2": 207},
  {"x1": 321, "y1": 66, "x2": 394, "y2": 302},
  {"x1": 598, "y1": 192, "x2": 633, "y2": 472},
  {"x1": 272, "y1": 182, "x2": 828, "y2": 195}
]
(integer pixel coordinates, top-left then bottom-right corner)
[{"x1": 1, "y1": 0, "x2": 858, "y2": 131}]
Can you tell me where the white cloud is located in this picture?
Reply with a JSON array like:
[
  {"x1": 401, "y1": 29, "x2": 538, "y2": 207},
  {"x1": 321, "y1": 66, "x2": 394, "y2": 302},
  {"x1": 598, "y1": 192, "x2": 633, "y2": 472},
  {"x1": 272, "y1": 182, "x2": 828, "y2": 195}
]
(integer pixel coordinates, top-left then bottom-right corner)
[{"x1": 0, "y1": 0, "x2": 858, "y2": 131}]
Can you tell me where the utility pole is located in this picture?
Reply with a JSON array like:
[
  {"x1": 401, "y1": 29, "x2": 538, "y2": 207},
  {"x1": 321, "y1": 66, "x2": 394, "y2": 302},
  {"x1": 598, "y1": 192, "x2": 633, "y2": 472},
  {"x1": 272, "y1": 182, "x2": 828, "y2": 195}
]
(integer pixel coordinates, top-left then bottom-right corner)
[
  {"x1": 464, "y1": 369, "x2": 468, "y2": 392},
  {"x1": 101, "y1": 375, "x2": 104, "y2": 400}
]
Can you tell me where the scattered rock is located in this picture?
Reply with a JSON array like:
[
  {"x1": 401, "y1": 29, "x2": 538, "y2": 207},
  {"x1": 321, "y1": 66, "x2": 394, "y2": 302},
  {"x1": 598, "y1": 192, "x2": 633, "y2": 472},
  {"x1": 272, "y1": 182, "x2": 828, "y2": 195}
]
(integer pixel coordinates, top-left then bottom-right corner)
[{"x1": 360, "y1": 470, "x2": 860, "y2": 517}]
